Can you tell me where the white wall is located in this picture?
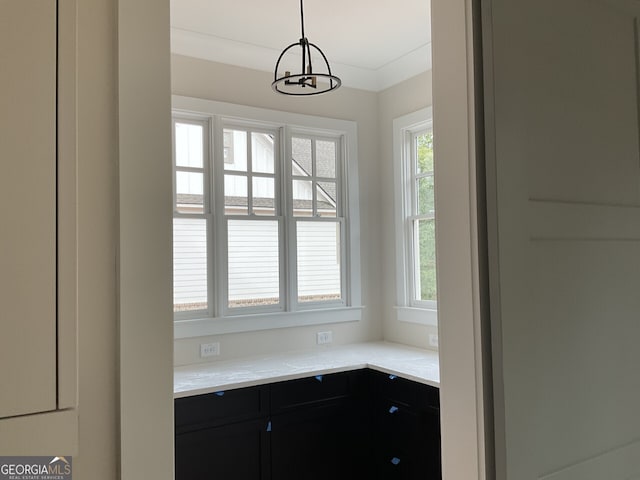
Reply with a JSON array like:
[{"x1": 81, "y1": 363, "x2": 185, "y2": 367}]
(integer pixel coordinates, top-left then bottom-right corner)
[
  {"x1": 171, "y1": 54, "x2": 383, "y2": 365},
  {"x1": 377, "y1": 71, "x2": 436, "y2": 350},
  {"x1": 76, "y1": 0, "x2": 119, "y2": 476},
  {"x1": 119, "y1": 0, "x2": 174, "y2": 478}
]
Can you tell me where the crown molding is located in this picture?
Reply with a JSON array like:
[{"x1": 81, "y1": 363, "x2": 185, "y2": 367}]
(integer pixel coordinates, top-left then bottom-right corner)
[{"x1": 170, "y1": 27, "x2": 430, "y2": 92}]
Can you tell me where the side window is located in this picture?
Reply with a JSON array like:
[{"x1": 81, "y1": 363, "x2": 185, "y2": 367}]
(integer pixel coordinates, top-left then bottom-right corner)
[
  {"x1": 410, "y1": 129, "x2": 436, "y2": 304},
  {"x1": 393, "y1": 108, "x2": 437, "y2": 325}
]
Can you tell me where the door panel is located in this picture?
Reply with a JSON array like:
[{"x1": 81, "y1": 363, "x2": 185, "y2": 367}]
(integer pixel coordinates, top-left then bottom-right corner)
[
  {"x1": 486, "y1": 0, "x2": 640, "y2": 478},
  {"x1": 0, "y1": 0, "x2": 57, "y2": 418},
  {"x1": 520, "y1": 1, "x2": 639, "y2": 204}
]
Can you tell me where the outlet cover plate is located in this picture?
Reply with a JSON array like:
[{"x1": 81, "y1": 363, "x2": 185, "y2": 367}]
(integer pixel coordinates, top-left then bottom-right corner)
[
  {"x1": 317, "y1": 331, "x2": 333, "y2": 345},
  {"x1": 200, "y1": 342, "x2": 220, "y2": 357}
]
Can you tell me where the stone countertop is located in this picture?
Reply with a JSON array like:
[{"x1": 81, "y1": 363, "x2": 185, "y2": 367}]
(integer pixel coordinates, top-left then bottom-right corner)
[{"x1": 174, "y1": 341, "x2": 440, "y2": 398}]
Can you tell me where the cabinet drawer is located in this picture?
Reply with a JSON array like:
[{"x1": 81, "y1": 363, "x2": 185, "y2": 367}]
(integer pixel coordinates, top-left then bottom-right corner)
[
  {"x1": 175, "y1": 385, "x2": 268, "y2": 432},
  {"x1": 368, "y1": 370, "x2": 439, "y2": 411},
  {"x1": 270, "y1": 371, "x2": 354, "y2": 412}
]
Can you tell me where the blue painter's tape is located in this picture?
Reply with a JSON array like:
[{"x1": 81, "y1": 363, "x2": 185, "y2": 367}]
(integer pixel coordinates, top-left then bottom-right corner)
[
  {"x1": 266, "y1": 421, "x2": 272, "y2": 432},
  {"x1": 391, "y1": 457, "x2": 401, "y2": 465},
  {"x1": 215, "y1": 391, "x2": 225, "y2": 396},
  {"x1": 388, "y1": 374, "x2": 397, "y2": 380},
  {"x1": 389, "y1": 405, "x2": 399, "y2": 414},
  {"x1": 315, "y1": 375, "x2": 323, "y2": 382}
]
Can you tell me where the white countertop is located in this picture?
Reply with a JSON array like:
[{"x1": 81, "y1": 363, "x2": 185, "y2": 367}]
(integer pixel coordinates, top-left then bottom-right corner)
[{"x1": 174, "y1": 341, "x2": 440, "y2": 398}]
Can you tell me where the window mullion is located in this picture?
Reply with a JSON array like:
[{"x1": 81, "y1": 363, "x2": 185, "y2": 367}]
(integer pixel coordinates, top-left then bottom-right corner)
[
  {"x1": 407, "y1": 217, "x2": 417, "y2": 305},
  {"x1": 415, "y1": 171, "x2": 433, "y2": 180},
  {"x1": 203, "y1": 117, "x2": 212, "y2": 217},
  {"x1": 212, "y1": 115, "x2": 226, "y2": 318},
  {"x1": 173, "y1": 212, "x2": 208, "y2": 220},
  {"x1": 171, "y1": 118, "x2": 177, "y2": 213},
  {"x1": 409, "y1": 130, "x2": 420, "y2": 306},
  {"x1": 283, "y1": 126, "x2": 296, "y2": 312},
  {"x1": 337, "y1": 135, "x2": 344, "y2": 218},
  {"x1": 275, "y1": 126, "x2": 288, "y2": 313},
  {"x1": 175, "y1": 166, "x2": 204, "y2": 174},
  {"x1": 408, "y1": 213, "x2": 435, "y2": 222},
  {"x1": 247, "y1": 130, "x2": 254, "y2": 215},
  {"x1": 338, "y1": 135, "x2": 349, "y2": 304},
  {"x1": 338, "y1": 216, "x2": 348, "y2": 305},
  {"x1": 311, "y1": 138, "x2": 318, "y2": 217},
  {"x1": 406, "y1": 131, "x2": 417, "y2": 219}
]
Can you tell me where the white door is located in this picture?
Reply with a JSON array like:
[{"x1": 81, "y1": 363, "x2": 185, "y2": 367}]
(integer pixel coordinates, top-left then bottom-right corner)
[
  {"x1": 485, "y1": 0, "x2": 640, "y2": 478},
  {"x1": 0, "y1": 0, "x2": 57, "y2": 418}
]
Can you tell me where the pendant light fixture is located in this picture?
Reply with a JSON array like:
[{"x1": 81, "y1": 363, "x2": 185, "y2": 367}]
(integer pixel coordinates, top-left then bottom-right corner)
[{"x1": 272, "y1": 0, "x2": 341, "y2": 96}]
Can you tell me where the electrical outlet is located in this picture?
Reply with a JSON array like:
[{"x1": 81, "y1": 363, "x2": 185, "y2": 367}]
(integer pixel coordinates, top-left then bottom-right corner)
[
  {"x1": 316, "y1": 331, "x2": 333, "y2": 345},
  {"x1": 200, "y1": 342, "x2": 220, "y2": 357},
  {"x1": 428, "y1": 334, "x2": 439, "y2": 348}
]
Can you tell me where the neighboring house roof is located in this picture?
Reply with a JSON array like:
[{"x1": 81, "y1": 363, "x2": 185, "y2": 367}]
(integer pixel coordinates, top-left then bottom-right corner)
[
  {"x1": 176, "y1": 194, "x2": 334, "y2": 211},
  {"x1": 291, "y1": 138, "x2": 337, "y2": 205},
  {"x1": 177, "y1": 193, "x2": 203, "y2": 205}
]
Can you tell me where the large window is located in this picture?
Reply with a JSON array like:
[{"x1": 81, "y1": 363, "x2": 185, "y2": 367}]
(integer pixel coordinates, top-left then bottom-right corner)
[
  {"x1": 393, "y1": 107, "x2": 437, "y2": 325},
  {"x1": 172, "y1": 97, "x2": 361, "y2": 337}
]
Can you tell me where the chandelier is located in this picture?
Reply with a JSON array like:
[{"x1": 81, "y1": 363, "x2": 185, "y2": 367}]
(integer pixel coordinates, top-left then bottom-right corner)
[{"x1": 272, "y1": 0, "x2": 341, "y2": 96}]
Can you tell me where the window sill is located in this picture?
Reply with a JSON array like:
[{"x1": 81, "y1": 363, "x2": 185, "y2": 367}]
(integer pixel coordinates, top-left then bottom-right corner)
[
  {"x1": 394, "y1": 306, "x2": 438, "y2": 326},
  {"x1": 174, "y1": 306, "x2": 364, "y2": 339}
]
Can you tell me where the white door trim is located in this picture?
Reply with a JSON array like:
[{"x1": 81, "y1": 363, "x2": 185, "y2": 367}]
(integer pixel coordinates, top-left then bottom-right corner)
[{"x1": 432, "y1": 0, "x2": 491, "y2": 478}]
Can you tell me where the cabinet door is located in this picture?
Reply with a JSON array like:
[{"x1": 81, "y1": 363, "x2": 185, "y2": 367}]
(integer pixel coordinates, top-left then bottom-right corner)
[
  {"x1": 269, "y1": 371, "x2": 369, "y2": 479},
  {"x1": 0, "y1": 0, "x2": 57, "y2": 418},
  {"x1": 270, "y1": 401, "x2": 368, "y2": 480},
  {"x1": 175, "y1": 419, "x2": 271, "y2": 480}
]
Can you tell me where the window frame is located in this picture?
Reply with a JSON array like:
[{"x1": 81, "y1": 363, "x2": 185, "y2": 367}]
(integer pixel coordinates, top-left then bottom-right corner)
[
  {"x1": 172, "y1": 96, "x2": 362, "y2": 338},
  {"x1": 172, "y1": 114, "x2": 213, "y2": 317},
  {"x1": 392, "y1": 107, "x2": 437, "y2": 326},
  {"x1": 287, "y1": 129, "x2": 347, "y2": 311},
  {"x1": 216, "y1": 121, "x2": 285, "y2": 317}
]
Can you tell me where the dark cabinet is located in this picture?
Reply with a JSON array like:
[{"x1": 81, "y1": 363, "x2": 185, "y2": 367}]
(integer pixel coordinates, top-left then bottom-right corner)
[
  {"x1": 174, "y1": 369, "x2": 440, "y2": 480},
  {"x1": 269, "y1": 371, "x2": 369, "y2": 480},
  {"x1": 175, "y1": 385, "x2": 270, "y2": 480},
  {"x1": 368, "y1": 370, "x2": 441, "y2": 479},
  {"x1": 175, "y1": 418, "x2": 270, "y2": 480}
]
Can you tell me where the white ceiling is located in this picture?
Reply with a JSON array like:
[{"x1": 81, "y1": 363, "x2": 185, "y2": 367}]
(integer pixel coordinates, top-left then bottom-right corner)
[{"x1": 170, "y1": 0, "x2": 432, "y2": 92}]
